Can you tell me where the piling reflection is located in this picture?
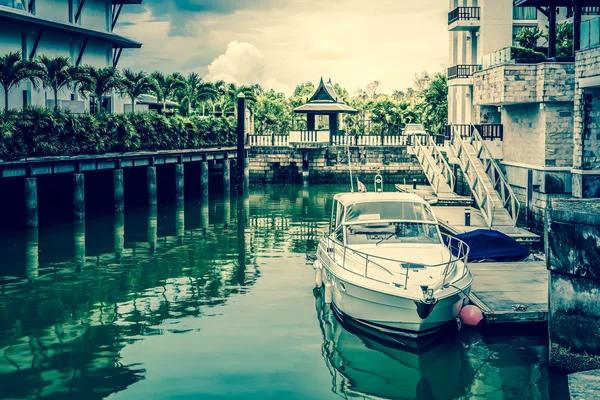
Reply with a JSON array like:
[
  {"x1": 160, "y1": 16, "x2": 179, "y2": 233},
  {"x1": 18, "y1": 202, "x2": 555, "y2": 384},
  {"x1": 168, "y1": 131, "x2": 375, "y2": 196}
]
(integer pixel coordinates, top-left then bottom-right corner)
[
  {"x1": 74, "y1": 220, "x2": 85, "y2": 271},
  {"x1": 25, "y1": 227, "x2": 39, "y2": 280},
  {"x1": 148, "y1": 205, "x2": 157, "y2": 254},
  {"x1": 114, "y1": 213, "x2": 125, "y2": 259},
  {"x1": 176, "y1": 202, "x2": 185, "y2": 244},
  {"x1": 0, "y1": 193, "x2": 258, "y2": 399}
]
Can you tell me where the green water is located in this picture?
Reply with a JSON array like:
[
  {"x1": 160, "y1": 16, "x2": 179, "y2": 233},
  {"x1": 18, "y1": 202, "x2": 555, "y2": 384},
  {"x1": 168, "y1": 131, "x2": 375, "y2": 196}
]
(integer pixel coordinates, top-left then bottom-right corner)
[{"x1": 0, "y1": 184, "x2": 569, "y2": 399}]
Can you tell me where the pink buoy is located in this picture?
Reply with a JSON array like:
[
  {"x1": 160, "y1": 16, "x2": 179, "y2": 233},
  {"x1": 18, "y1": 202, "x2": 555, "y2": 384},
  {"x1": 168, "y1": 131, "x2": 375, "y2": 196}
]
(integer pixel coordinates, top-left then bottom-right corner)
[{"x1": 459, "y1": 305, "x2": 484, "y2": 327}]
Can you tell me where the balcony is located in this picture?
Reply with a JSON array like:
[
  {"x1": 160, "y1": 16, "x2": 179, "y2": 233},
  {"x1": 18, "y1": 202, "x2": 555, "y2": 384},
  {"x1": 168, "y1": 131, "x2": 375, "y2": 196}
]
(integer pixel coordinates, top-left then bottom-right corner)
[
  {"x1": 445, "y1": 124, "x2": 504, "y2": 141},
  {"x1": 448, "y1": 7, "x2": 480, "y2": 31},
  {"x1": 447, "y1": 65, "x2": 481, "y2": 86}
]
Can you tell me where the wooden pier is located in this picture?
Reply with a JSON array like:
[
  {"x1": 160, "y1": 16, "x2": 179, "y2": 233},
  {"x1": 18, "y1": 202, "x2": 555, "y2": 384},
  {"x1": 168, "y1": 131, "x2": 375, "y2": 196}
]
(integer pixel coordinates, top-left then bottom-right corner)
[
  {"x1": 468, "y1": 261, "x2": 548, "y2": 324},
  {"x1": 0, "y1": 147, "x2": 246, "y2": 227},
  {"x1": 395, "y1": 183, "x2": 540, "y2": 243}
]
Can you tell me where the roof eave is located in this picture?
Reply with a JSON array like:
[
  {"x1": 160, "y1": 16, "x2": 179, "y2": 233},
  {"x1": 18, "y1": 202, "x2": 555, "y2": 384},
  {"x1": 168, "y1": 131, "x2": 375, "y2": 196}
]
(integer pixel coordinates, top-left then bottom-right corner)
[{"x1": 0, "y1": 7, "x2": 142, "y2": 49}]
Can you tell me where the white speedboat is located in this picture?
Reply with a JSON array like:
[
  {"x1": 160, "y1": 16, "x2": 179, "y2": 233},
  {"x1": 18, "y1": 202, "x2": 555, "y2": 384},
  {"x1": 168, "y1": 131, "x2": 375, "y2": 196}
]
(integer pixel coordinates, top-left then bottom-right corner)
[{"x1": 314, "y1": 192, "x2": 473, "y2": 338}]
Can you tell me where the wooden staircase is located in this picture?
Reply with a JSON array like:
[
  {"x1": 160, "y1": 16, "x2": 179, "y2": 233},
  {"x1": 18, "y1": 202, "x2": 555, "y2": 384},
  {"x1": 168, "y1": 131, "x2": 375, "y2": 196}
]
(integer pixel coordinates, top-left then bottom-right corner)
[
  {"x1": 411, "y1": 135, "x2": 455, "y2": 196},
  {"x1": 448, "y1": 125, "x2": 519, "y2": 228}
]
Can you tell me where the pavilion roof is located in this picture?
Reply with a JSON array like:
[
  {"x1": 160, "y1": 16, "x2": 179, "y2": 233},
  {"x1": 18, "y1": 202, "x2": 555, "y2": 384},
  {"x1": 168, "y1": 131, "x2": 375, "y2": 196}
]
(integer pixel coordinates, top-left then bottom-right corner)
[{"x1": 293, "y1": 78, "x2": 357, "y2": 114}]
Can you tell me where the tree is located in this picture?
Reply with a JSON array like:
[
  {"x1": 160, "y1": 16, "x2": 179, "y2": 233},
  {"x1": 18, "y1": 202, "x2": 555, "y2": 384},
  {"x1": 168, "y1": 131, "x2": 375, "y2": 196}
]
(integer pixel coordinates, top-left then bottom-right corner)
[
  {"x1": 35, "y1": 55, "x2": 74, "y2": 111},
  {"x1": 0, "y1": 52, "x2": 37, "y2": 110},
  {"x1": 150, "y1": 71, "x2": 184, "y2": 113},
  {"x1": 515, "y1": 26, "x2": 545, "y2": 50},
  {"x1": 253, "y1": 89, "x2": 291, "y2": 135},
  {"x1": 175, "y1": 72, "x2": 216, "y2": 116},
  {"x1": 556, "y1": 21, "x2": 574, "y2": 58},
  {"x1": 80, "y1": 66, "x2": 122, "y2": 113},
  {"x1": 418, "y1": 73, "x2": 448, "y2": 135},
  {"x1": 119, "y1": 69, "x2": 156, "y2": 113}
]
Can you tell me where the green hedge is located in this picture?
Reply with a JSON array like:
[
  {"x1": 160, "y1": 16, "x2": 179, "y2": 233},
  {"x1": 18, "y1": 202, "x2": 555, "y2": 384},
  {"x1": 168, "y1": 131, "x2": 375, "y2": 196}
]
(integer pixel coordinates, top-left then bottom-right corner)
[
  {"x1": 510, "y1": 47, "x2": 547, "y2": 61},
  {"x1": 0, "y1": 107, "x2": 236, "y2": 160}
]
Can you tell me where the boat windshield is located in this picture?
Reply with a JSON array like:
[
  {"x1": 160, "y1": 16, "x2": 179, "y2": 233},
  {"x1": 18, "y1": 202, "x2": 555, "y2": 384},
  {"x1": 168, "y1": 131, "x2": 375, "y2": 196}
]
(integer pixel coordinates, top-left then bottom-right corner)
[
  {"x1": 346, "y1": 222, "x2": 441, "y2": 245},
  {"x1": 345, "y1": 201, "x2": 435, "y2": 223}
]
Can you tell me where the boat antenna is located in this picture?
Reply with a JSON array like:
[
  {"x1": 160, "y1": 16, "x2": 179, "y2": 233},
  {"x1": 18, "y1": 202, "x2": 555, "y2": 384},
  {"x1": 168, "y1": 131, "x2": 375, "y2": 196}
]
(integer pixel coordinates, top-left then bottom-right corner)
[{"x1": 346, "y1": 132, "x2": 354, "y2": 192}]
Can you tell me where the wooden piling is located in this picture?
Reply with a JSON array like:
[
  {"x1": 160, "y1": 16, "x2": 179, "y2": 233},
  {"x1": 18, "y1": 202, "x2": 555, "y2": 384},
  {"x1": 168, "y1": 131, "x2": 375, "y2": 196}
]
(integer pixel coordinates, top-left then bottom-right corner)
[
  {"x1": 201, "y1": 161, "x2": 209, "y2": 197},
  {"x1": 114, "y1": 169, "x2": 124, "y2": 214},
  {"x1": 24, "y1": 178, "x2": 38, "y2": 228},
  {"x1": 222, "y1": 159, "x2": 231, "y2": 193},
  {"x1": 73, "y1": 173, "x2": 85, "y2": 220},
  {"x1": 175, "y1": 164, "x2": 185, "y2": 203},
  {"x1": 148, "y1": 166, "x2": 157, "y2": 206},
  {"x1": 237, "y1": 93, "x2": 247, "y2": 194}
]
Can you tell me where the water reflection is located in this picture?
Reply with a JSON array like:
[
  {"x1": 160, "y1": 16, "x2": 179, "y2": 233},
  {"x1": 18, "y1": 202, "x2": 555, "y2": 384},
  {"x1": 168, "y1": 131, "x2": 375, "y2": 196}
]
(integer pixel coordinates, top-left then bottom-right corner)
[
  {"x1": 0, "y1": 192, "x2": 255, "y2": 399},
  {"x1": 315, "y1": 292, "x2": 472, "y2": 400},
  {"x1": 0, "y1": 184, "x2": 570, "y2": 399}
]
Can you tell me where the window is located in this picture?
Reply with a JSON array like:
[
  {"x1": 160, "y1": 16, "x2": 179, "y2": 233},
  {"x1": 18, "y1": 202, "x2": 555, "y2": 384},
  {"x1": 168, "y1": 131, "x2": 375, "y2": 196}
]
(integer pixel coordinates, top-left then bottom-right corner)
[
  {"x1": 3, "y1": 0, "x2": 27, "y2": 11},
  {"x1": 68, "y1": 0, "x2": 73, "y2": 23},
  {"x1": 514, "y1": 6, "x2": 537, "y2": 20},
  {"x1": 22, "y1": 90, "x2": 29, "y2": 106},
  {"x1": 345, "y1": 222, "x2": 441, "y2": 245},
  {"x1": 90, "y1": 96, "x2": 111, "y2": 114}
]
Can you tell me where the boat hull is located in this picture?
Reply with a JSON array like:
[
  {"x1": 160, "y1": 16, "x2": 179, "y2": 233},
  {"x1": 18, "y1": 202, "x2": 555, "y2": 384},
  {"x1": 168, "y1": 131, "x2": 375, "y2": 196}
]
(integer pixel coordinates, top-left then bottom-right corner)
[{"x1": 323, "y1": 268, "x2": 470, "y2": 338}]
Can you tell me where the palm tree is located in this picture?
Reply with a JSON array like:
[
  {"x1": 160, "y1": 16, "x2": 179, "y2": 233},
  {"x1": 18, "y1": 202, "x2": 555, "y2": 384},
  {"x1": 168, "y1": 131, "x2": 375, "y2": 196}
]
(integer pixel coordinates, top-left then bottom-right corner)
[
  {"x1": 175, "y1": 72, "x2": 216, "y2": 116},
  {"x1": 150, "y1": 71, "x2": 184, "y2": 114},
  {"x1": 0, "y1": 52, "x2": 37, "y2": 110},
  {"x1": 79, "y1": 66, "x2": 122, "y2": 114},
  {"x1": 119, "y1": 69, "x2": 156, "y2": 113},
  {"x1": 35, "y1": 55, "x2": 74, "y2": 111}
]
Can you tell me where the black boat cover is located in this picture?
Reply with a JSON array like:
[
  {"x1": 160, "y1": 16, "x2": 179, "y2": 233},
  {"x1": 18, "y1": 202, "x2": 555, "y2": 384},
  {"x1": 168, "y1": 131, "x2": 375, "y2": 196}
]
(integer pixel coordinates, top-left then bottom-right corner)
[{"x1": 448, "y1": 229, "x2": 530, "y2": 262}]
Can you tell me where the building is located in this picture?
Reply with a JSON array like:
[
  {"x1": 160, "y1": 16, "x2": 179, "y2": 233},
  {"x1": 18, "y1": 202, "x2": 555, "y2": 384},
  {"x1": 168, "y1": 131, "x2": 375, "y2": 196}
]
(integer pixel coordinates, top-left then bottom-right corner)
[
  {"x1": 447, "y1": 0, "x2": 600, "y2": 231},
  {"x1": 0, "y1": 0, "x2": 142, "y2": 113}
]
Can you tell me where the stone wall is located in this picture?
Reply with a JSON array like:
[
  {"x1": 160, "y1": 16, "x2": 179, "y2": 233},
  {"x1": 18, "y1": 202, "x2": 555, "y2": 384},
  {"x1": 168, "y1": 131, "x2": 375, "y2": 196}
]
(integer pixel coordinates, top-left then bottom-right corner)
[
  {"x1": 473, "y1": 63, "x2": 575, "y2": 106},
  {"x1": 572, "y1": 46, "x2": 600, "y2": 198},
  {"x1": 248, "y1": 146, "x2": 426, "y2": 184},
  {"x1": 546, "y1": 199, "x2": 600, "y2": 372},
  {"x1": 502, "y1": 104, "x2": 546, "y2": 166}
]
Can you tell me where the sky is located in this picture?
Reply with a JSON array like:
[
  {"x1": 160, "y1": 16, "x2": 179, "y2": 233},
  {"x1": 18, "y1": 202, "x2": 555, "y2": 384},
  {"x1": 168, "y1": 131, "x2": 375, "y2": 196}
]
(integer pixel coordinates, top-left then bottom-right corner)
[{"x1": 117, "y1": 0, "x2": 449, "y2": 96}]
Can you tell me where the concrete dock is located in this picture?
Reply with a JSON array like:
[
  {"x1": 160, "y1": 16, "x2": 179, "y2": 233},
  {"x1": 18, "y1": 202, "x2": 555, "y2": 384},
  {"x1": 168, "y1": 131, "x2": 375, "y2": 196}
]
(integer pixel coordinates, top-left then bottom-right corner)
[{"x1": 468, "y1": 261, "x2": 548, "y2": 324}]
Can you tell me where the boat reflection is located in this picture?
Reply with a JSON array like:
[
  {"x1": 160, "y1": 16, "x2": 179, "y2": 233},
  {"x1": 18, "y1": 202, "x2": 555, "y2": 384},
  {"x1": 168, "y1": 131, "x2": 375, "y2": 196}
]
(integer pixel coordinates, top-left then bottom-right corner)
[{"x1": 315, "y1": 290, "x2": 473, "y2": 400}]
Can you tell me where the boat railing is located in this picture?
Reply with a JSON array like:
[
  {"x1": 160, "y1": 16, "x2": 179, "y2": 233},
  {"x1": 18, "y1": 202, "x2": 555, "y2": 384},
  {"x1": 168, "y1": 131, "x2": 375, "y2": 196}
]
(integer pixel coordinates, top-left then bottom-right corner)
[{"x1": 322, "y1": 234, "x2": 469, "y2": 290}]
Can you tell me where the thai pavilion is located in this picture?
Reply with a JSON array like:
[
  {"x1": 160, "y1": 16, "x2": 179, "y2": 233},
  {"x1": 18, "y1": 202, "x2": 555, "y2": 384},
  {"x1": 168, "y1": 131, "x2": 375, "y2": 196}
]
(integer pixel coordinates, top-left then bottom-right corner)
[{"x1": 292, "y1": 78, "x2": 357, "y2": 145}]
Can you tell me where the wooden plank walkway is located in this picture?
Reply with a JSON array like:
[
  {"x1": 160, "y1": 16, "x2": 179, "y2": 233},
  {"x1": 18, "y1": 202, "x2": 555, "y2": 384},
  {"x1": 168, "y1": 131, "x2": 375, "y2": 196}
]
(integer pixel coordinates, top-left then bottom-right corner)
[
  {"x1": 0, "y1": 147, "x2": 241, "y2": 178},
  {"x1": 468, "y1": 261, "x2": 548, "y2": 324},
  {"x1": 394, "y1": 184, "x2": 473, "y2": 206}
]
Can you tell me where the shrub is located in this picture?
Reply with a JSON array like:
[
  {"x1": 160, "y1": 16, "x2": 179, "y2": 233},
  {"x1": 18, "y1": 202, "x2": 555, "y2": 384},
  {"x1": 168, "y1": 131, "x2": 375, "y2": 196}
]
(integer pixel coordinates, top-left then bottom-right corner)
[
  {"x1": 0, "y1": 107, "x2": 236, "y2": 160},
  {"x1": 510, "y1": 47, "x2": 547, "y2": 62}
]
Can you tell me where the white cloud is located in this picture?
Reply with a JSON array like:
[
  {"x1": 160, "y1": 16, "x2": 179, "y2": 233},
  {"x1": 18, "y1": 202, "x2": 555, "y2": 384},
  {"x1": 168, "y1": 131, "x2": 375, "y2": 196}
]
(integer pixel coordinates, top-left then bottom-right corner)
[
  {"x1": 307, "y1": 40, "x2": 347, "y2": 59},
  {"x1": 119, "y1": 0, "x2": 449, "y2": 94},
  {"x1": 205, "y1": 41, "x2": 291, "y2": 95}
]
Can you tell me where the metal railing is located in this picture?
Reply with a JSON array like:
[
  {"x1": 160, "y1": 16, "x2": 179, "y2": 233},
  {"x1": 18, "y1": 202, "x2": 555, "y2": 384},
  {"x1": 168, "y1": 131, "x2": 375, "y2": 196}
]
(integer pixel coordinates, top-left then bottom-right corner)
[
  {"x1": 447, "y1": 64, "x2": 481, "y2": 80},
  {"x1": 246, "y1": 134, "x2": 289, "y2": 147},
  {"x1": 450, "y1": 127, "x2": 498, "y2": 228},
  {"x1": 412, "y1": 135, "x2": 455, "y2": 194},
  {"x1": 321, "y1": 234, "x2": 470, "y2": 290},
  {"x1": 448, "y1": 6, "x2": 481, "y2": 24},
  {"x1": 445, "y1": 124, "x2": 503, "y2": 141},
  {"x1": 470, "y1": 125, "x2": 520, "y2": 226},
  {"x1": 248, "y1": 133, "x2": 408, "y2": 147}
]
